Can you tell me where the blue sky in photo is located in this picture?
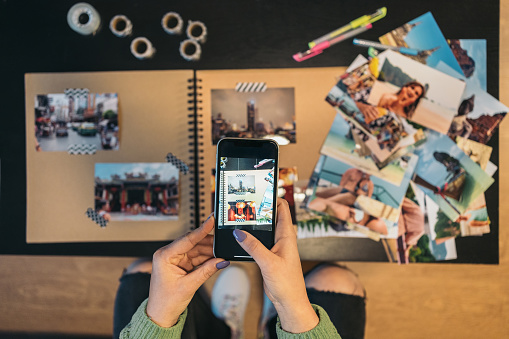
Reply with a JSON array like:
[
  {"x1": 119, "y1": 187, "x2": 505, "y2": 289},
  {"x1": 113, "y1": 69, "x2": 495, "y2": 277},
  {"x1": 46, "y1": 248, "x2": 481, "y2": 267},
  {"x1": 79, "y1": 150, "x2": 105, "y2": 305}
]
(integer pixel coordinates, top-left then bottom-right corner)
[
  {"x1": 328, "y1": 112, "x2": 351, "y2": 137},
  {"x1": 413, "y1": 131, "x2": 465, "y2": 187},
  {"x1": 459, "y1": 39, "x2": 487, "y2": 91},
  {"x1": 435, "y1": 58, "x2": 508, "y2": 120},
  {"x1": 95, "y1": 163, "x2": 179, "y2": 181},
  {"x1": 404, "y1": 12, "x2": 463, "y2": 75},
  {"x1": 430, "y1": 240, "x2": 448, "y2": 260}
]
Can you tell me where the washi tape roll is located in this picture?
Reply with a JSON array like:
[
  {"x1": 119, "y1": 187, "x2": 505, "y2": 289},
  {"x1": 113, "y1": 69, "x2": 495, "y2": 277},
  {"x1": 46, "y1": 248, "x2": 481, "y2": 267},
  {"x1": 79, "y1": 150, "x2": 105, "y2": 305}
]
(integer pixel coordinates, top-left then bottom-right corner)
[
  {"x1": 179, "y1": 39, "x2": 201, "y2": 61},
  {"x1": 130, "y1": 37, "x2": 156, "y2": 59},
  {"x1": 162, "y1": 12, "x2": 184, "y2": 35},
  {"x1": 186, "y1": 20, "x2": 207, "y2": 43},
  {"x1": 67, "y1": 2, "x2": 101, "y2": 35},
  {"x1": 110, "y1": 15, "x2": 133, "y2": 37}
]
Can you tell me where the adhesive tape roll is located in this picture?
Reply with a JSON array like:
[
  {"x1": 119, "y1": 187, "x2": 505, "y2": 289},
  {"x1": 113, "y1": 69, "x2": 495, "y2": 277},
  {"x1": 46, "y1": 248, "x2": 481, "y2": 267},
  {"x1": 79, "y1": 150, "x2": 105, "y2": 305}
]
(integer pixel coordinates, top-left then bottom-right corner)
[
  {"x1": 179, "y1": 39, "x2": 202, "y2": 61},
  {"x1": 67, "y1": 2, "x2": 101, "y2": 35},
  {"x1": 130, "y1": 37, "x2": 156, "y2": 60},
  {"x1": 162, "y1": 12, "x2": 184, "y2": 35},
  {"x1": 186, "y1": 20, "x2": 207, "y2": 43},
  {"x1": 110, "y1": 15, "x2": 133, "y2": 37}
]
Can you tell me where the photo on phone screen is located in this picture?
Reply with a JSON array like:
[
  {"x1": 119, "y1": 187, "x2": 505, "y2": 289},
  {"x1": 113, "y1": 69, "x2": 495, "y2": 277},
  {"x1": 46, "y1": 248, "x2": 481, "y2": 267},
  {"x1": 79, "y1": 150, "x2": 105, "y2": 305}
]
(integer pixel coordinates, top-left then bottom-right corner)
[{"x1": 217, "y1": 157, "x2": 275, "y2": 231}]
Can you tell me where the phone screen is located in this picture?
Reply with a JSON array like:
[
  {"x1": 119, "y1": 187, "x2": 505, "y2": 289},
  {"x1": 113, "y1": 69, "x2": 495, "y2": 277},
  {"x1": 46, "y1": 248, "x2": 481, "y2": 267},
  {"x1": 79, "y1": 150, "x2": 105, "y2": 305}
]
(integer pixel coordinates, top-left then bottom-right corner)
[
  {"x1": 214, "y1": 138, "x2": 278, "y2": 260},
  {"x1": 217, "y1": 157, "x2": 275, "y2": 230}
]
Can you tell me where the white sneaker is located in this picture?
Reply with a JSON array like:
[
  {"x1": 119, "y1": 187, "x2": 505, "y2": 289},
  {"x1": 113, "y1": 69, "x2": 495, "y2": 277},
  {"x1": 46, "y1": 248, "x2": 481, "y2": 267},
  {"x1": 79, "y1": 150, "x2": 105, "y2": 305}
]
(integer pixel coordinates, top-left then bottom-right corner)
[
  {"x1": 211, "y1": 265, "x2": 250, "y2": 339},
  {"x1": 258, "y1": 291, "x2": 277, "y2": 339}
]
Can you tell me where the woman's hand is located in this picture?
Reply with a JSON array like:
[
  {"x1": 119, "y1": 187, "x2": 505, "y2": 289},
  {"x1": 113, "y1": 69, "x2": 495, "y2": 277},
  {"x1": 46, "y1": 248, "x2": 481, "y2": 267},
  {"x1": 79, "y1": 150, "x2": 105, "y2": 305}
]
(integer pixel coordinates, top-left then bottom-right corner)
[
  {"x1": 146, "y1": 215, "x2": 229, "y2": 327},
  {"x1": 233, "y1": 199, "x2": 319, "y2": 333},
  {"x1": 355, "y1": 101, "x2": 379, "y2": 122}
]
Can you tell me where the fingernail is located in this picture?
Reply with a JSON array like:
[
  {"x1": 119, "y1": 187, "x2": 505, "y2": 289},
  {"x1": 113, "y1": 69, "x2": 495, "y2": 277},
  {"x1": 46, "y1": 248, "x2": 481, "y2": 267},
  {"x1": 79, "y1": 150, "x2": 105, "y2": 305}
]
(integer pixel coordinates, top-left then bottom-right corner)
[
  {"x1": 206, "y1": 213, "x2": 214, "y2": 222},
  {"x1": 216, "y1": 261, "x2": 230, "y2": 269},
  {"x1": 233, "y1": 229, "x2": 246, "y2": 242}
]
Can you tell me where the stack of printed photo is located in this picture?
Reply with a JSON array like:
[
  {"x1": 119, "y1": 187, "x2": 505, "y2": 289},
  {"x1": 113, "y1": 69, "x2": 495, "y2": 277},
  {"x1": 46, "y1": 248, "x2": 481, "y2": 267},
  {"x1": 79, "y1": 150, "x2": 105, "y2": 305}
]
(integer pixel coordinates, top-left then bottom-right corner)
[{"x1": 292, "y1": 12, "x2": 506, "y2": 263}]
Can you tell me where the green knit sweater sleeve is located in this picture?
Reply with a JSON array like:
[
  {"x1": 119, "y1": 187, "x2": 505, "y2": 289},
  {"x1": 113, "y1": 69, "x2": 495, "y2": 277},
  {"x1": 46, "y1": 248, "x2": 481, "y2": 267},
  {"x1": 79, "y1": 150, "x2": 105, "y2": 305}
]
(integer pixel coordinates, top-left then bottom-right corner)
[
  {"x1": 120, "y1": 298, "x2": 186, "y2": 339},
  {"x1": 275, "y1": 304, "x2": 341, "y2": 339}
]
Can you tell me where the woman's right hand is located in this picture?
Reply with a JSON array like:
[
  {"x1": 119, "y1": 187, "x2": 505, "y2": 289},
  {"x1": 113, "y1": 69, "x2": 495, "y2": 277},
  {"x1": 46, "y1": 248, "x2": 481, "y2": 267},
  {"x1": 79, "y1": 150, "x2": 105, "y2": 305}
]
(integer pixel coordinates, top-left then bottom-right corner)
[
  {"x1": 355, "y1": 101, "x2": 379, "y2": 122},
  {"x1": 232, "y1": 199, "x2": 319, "y2": 334}
]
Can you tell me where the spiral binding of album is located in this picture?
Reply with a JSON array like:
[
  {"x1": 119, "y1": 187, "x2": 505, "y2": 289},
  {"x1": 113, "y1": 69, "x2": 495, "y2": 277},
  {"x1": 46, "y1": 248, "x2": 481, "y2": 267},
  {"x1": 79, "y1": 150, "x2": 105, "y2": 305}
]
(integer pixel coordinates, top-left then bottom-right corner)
[{"x1": 188, "y1": 71, "x2": 206, "y2": 228}]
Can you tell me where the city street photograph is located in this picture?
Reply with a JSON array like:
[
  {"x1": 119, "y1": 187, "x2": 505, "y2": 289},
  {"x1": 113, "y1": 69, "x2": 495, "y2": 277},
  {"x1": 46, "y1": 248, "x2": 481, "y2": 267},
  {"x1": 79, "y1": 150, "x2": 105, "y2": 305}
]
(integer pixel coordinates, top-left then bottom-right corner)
[{"x1": 34, "y1": 92, "x2": 119, "y2": 152}]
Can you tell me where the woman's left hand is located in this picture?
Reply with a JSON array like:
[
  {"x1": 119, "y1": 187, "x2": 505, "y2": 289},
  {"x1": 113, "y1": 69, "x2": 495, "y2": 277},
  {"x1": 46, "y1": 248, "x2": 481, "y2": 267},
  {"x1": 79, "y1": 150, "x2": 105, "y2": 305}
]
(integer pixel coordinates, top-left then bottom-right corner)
[{"x1": 146, "y1": 215, "x2": 229, "y2": 327}]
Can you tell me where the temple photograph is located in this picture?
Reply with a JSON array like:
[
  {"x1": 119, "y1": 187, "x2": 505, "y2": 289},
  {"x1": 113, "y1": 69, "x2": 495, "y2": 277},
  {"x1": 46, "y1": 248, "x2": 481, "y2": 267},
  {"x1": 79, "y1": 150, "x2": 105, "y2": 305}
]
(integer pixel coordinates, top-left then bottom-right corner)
[{"x1": 94, "y1": 163, "x2": 179, "y2": 221}]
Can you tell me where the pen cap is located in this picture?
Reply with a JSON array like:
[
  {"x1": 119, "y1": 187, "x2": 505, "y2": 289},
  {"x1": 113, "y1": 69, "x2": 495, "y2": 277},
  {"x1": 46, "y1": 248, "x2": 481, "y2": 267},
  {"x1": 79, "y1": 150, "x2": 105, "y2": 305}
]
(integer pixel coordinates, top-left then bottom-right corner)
[{"x1": 399, "y1": 47, "x2": 419, "y2": 56}]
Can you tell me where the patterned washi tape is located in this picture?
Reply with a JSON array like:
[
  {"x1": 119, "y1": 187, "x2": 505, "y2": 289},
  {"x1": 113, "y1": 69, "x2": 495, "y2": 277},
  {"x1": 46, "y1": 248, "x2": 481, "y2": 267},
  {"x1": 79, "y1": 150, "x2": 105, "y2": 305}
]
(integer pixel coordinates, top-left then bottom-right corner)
[
  {"x1": 166, "y1": 153, "x2": 189, "y2": 174},
  {"x1": 68, "y1": 144, "x2": 97, "y2": 155},
  {"x1": 86, "y1": 208, "x2": 108, "y2": 227}
]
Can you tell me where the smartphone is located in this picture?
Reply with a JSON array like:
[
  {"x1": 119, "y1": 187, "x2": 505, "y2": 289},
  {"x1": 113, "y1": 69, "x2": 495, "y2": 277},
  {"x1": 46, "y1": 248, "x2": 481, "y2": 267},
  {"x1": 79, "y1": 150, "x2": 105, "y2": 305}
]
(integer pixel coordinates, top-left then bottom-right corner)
[{"x1": 213, "y1": 138, "x2": 279, "y2": 261}]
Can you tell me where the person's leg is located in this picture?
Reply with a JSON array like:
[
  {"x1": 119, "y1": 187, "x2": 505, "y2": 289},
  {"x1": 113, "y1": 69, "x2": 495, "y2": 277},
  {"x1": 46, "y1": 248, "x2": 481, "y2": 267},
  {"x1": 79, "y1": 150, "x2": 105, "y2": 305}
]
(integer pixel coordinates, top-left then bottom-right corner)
[
  {"x1": 305, "y1": 263, "x2": 366, "y2": 339},
  {"x1": 265, "y1": 263, "x2": 366, "y2": 339},
  {"x1": 113, "y1": 258, "x2": 152, "y2": 339},
  {"x1": 210, "y1": 265, "x2": 251, "y2": 339},
  {"x1": 112, "y1": 258, "x2": 231, "y2": 339}
]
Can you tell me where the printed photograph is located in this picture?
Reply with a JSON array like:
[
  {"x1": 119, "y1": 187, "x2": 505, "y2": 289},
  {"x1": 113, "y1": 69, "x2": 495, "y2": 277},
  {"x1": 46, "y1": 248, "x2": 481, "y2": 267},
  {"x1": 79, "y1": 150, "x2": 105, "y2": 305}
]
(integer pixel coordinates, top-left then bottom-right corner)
[
  {"x1": 339, "y1": 108, "x2": 423, "y2": 165},
  {"x1": 379, "y1": 12, "x2": 464, "y2": 76},
  {"x1": 458, "y1": 194, "x2": 491, "y2": 237},
  {"x1": 320, "y1": 111, "x2": 418, "y2": 186},
  {"x1": 401, "y1": 185, "x2": 458, "y2": 263},
  {"x1": 325, "y1": 59, "x2": 425, "y2": 165},
  {"x1": 94, "y1": 163, "x2": 179, "y2": 221},
  {"x1": 295, "y1": 179, "x2": 384, "y2": 241},
  {"x1": 448, "y1": 39, "x2": 487, "y2": 90},
  {"x1": 412, "y1": 130, "x2": 494, "y2": 221},
  {"x1": 325, "y1": 63, "x2": 416, "y2": 153},
  {"x1": 308, "y1": 154, "x2": 417, "y2": 221},
  {"x1": 278, "y1": 167, "x2": 298, "y2": 224},
  {"x1": 455, "y1": 137, "x2": 492, "y2": 171},
  {"x1": 446, "y1": 82, "x2": 507, "y2": 145},
  {"x1": 368, "y1": 51, "x2": 465, "y2": 134},
  {"x1": 211, "y1": 88, "x2": 295, "y2": 145},
  {"x1": 35, "y1": 92, "x2": 119, "y2": 152},
  {"x1": 305, "y1": 155, "x2": 403, "y2": 238}
]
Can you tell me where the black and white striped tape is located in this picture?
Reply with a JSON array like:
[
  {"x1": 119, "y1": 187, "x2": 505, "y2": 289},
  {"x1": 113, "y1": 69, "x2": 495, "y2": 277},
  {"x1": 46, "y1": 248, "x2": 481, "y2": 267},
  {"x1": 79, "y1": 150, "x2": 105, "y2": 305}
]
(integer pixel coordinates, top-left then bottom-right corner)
[{"x1": 235, "y1": 82, "x2": 267, "y2": 92}]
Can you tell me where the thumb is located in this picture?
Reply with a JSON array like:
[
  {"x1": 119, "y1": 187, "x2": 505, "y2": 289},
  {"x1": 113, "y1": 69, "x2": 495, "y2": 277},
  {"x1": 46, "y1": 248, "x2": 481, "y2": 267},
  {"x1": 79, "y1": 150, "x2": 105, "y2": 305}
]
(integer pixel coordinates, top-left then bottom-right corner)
[
  {"x1": 185, "y1": 258, "x2": 230, "y2": 291},
  {"x1": 233, "y1": 229, "x2": 273, "y2": 264}
]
